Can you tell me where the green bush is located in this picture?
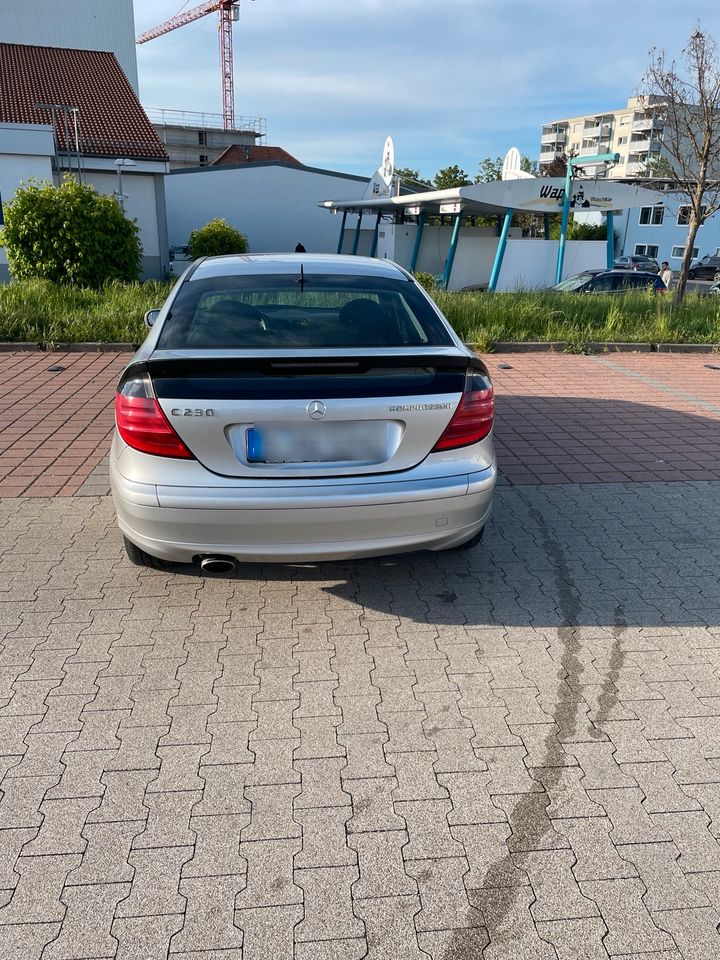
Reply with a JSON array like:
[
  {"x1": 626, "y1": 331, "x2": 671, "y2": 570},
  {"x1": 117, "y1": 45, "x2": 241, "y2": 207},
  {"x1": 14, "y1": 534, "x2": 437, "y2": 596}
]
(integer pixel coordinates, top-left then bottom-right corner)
[
  {"x1": 188, "y1": 218, "x2": 249, "y2": 259},
  {"x1": 0, "y1": 177, "x2": 141, "y2": 288},
  {"x1": 413, "y1": 271, "x2": 439, "y2": 293}
]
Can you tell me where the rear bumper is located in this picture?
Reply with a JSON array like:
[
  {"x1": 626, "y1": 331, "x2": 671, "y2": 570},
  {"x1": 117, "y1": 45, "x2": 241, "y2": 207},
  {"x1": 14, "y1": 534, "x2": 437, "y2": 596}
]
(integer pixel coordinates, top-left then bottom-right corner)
[{"x1": 110, "y1": 457, "x2": 496, "y2": 563}]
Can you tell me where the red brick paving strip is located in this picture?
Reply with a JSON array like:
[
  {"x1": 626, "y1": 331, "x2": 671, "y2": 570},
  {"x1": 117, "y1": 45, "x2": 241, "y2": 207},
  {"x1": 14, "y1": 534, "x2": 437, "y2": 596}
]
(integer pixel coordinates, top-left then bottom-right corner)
[
  {"x1": 0, "y1": 352, "x2": 127, "y2": 496},
  {"x1": 0, "y1": 351, "x2": 719, "y2": 495}
]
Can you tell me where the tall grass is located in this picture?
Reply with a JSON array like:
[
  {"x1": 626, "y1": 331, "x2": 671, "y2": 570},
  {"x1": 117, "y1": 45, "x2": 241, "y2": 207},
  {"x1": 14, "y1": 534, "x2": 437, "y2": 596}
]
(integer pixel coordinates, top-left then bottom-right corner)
[
  {"x1": 0, "y1": 279, "x2": 718, "y2": 351},
  {"x1": 433, "y1": 289, "x2": 720, "y2": 351},
  {"x1": 0, "y1": 279, "x2": 172, "y2": 345}
]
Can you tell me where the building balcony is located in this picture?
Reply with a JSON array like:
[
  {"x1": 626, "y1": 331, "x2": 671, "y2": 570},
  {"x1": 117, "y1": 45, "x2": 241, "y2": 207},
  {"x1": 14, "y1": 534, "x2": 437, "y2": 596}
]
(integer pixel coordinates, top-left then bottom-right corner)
[
  {"x1": 625, "y1": 161, "x2": 646, "y2": 174},
  {"x1": 632, "y1": 118, "x2": 654, "y2": 132},
  {"x1": 629, "y1": 138, "x2": 651, "y2": 151},
  {"x1": 541, "y1": 132, "x2": 566, "y2": 145}
]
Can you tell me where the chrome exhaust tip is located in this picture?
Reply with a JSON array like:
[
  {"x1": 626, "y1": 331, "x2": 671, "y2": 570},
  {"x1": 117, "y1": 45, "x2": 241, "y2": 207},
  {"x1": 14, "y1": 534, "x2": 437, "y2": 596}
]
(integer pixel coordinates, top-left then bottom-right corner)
[{"x1": 199, "y1": 555, "x2": 237, "y2": 575}]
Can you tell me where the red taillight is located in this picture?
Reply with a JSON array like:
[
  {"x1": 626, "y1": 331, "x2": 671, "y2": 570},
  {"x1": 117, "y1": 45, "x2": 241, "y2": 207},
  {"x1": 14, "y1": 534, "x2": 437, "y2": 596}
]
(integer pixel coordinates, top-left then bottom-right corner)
[
  {"x1": 115, "y1": 379, "x2": 194, "y2": 459},
  {"x1": 432, "y1": 370, "x2": 494, "y2": 451}
]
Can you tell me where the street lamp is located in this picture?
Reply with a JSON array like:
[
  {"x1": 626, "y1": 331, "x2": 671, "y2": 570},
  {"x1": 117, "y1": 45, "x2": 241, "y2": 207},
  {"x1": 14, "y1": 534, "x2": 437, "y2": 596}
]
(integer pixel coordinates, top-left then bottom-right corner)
[
  {"x1": 114, "y1": 158, "x2": 137, "y2": 213},
  {"x1": 555, "y1": 152, "x2": 620, "y2": 284}
]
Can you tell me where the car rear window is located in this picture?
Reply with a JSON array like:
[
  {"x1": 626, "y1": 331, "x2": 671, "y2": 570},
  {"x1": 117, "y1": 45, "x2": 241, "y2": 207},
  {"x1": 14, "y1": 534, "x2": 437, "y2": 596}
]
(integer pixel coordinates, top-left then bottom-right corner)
[{"x1": 156, "y1": 273, "x2": 454, "y2": 349}]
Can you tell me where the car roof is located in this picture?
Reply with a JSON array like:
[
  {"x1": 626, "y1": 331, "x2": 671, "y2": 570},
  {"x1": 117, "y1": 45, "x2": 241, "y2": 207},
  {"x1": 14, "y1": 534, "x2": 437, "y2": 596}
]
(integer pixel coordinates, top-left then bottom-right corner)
[{"x1": 188, "y1": 253, "x2": 410, "y2": 281}]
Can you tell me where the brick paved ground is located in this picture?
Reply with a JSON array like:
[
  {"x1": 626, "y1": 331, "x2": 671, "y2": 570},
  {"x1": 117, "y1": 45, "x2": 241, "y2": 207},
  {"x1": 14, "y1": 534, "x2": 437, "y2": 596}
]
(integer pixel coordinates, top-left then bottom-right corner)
[
  {"x1": 1, "y1": 351, "x2": 720, "y2": 495},
  {"x1": 1, "y1": 351, "x2": 720, "y2": 958}
]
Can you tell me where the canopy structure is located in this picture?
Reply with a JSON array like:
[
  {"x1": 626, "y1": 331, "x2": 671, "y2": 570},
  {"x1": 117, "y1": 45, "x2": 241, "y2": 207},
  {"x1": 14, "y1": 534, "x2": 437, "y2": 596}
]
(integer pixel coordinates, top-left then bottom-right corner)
[{"x1": 321, "y1": 178, "x2": 668, "y2": 290}]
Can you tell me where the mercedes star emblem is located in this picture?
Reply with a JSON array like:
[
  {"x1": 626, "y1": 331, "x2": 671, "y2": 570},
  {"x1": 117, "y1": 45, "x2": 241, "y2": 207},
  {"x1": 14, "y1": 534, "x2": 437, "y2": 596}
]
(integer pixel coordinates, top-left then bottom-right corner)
[{"x1": 307, "y1": 400, "x2": 326, "y2": 420}]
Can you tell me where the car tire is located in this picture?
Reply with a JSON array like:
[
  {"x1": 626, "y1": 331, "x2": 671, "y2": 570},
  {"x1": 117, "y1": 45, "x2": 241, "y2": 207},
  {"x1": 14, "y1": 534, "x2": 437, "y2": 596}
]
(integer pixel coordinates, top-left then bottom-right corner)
[
  {"x1": 123, "y1": 535, "x2": 156, "y2": 567},
  {"x1": 688, "y1": 270, "x2": 696, "y2": 279}
]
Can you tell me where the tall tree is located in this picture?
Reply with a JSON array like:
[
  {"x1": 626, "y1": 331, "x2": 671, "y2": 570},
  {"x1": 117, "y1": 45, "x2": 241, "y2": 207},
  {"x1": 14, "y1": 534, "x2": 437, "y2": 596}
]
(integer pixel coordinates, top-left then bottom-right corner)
[
  {"x1": 433, "y1": 165, "x2": 473, "y2": 189},
  {"x1": 394, "y1": 167, "x2": 433, "y2": 190},
  {"x1": 476, "y1": 155, "x2": 538, "y2": 182},
  {"x1": 643, "y1": 28, "x2": 720, "y2": 303}
]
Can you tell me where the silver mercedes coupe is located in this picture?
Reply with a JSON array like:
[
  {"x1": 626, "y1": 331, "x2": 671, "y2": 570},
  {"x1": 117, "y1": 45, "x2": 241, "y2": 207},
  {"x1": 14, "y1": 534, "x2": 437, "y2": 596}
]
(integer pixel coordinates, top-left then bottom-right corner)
[{"x1": 110, "y1": 254, "x2": 496, "y2": 571}]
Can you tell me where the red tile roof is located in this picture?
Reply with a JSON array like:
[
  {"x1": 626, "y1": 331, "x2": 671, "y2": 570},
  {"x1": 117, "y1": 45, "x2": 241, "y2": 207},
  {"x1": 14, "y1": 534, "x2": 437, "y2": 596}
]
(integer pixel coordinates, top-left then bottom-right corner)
[
  {"x1": 0, "y1": 43, "x2": 168, "y2": 161},
  {"x1": 213, "y1": 144, "x2": 301, "y2": 166}
]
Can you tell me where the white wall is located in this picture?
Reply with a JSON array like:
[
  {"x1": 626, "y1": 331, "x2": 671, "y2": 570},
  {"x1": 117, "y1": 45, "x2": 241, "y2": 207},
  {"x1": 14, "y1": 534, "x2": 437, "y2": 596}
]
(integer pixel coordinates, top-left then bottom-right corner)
[
  {"x1": 84, "y1": 172, "x2": 161, "y2": 257},
  {"x1": 497, "y1": 239, "x2": 608, "y2": 290},
  {"x1": 2, "y1": 0, "x2": 139, "y2": 92},
  {"x1": 165, "y1": 164, "x2": 371, "y2": 255},
  {"x1": 0, "y1": 125, "x2": 55, "y2": 278}
]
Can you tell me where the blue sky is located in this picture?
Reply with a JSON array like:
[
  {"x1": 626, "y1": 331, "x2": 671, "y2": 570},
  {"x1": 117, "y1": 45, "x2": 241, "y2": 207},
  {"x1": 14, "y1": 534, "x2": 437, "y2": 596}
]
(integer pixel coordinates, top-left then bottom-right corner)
[{"x1": 135, "y1": 0, "x2": 720, "y2": 180}]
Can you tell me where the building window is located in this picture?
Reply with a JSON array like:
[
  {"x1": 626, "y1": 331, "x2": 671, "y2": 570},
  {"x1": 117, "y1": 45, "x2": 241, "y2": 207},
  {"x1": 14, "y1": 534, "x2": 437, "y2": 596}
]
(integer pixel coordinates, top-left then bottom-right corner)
[
  {"x1": 198, "y1": 130, "x2": 208, "y2": 146},
  {"x1": 671, "y1": 245, "x2": 699, "y2": 259},
  {"x1": 677, "y1": 205, "x2": 707, "y2": 225},
  {"x1": 199, "y1": 154, "x2": 209, "y2": 166},
  {"x1": 639, "y1": 206, "x2": 664, "y2": 225},
  {"x1": 620, "y1": 115, "x2": 630, "y2": 125},
  {"x1": 618, "y1": 136, "x2": 628, "y2": 145},
  {"x1": 635, "y1": 244, "x2": 659, "y2": 257}
]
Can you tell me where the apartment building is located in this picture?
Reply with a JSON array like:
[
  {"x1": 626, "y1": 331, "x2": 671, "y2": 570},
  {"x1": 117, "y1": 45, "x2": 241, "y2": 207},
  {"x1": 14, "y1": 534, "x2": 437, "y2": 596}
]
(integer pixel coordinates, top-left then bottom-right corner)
[{"x1": 539, "y1": 96, "x2": 667, "y2": 178}]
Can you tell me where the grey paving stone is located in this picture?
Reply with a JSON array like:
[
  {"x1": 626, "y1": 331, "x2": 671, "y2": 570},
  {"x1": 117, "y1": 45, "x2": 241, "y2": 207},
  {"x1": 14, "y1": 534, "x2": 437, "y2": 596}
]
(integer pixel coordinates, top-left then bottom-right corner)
[
  {"x1": 453, "y1": 822, "x2": 530, "y2": 889},
  {"x1": 353, "y1": 894, "x2": 427, "y2": 960},
  {"x1": 0, "y1": 921, "x2": 62, "y2": 960},
  {"x1": 235, "y1": 839, "x2": 302, "y2": 909},
  {"x1": 534, "y1": 917, "x2": 609, "y2": 959},
  {"x1": 651, "y1": 810, "x2": 720, "y2": 872},
  {"x1": 517, "y1": 849, "x2": 599, "y2": 921},
  {"x1": 295, "y1": 757, "x2": 351, "y2": 809},
  {"x1": 405, "y1": 856, "x2": 483, "y2": 932},
  {"x1": 440, "y1": 770, "x2": 506, "y2": 826},
  {"x1": 580, "y1": 877, "x2": 676, "y2": 955},
  {"x1": 469, "y1": 885, "x2": 558, "y2": 960},
  {"x1": 0, "y1": 853, "x2": 80, "y2": 923},
  {"x1": 66, "y1": 820, "x2": 144, "y2": 885},
  {"x1": 294, "y1": 936, "x2": 367, "y2": 960},
  {"x1": 42, "y1": 881, "x2": 130, "y2": 959},
  {"x1": 651, "y1": 906, "x2": 720, "y2": 958},
  {"x1": 348, "y1": 829, "x2": 415, "y2": 899},
  {"x1": 183, "y1": 812, "x2": 250, "y2": 878},
  {"x1": 417, "y1": 927, "x2": 489, "y2": 960},
  {"x1": 243, "y1": 783, "x2": 302, "y2": 841},
  {"x1": 295, "y1": 805, "x2": 355, "y2": 868},
  {"x1": 235, "y1": 904, "x2": 303, "y2": 960},
  {"x1": 389, "y1": 752, "x2": 449, "y2": 801},
  {"x1": 116, "y1": 846, "x2": 193, "y2": 917},
  {"x1": 295, "y1": 865, "x2": 363, "y2": 942},
  {"x1": 169, "y1": 875, "x2": 246, "y2": 953},
  {"x1": 111, "y1": 913, "x2": 185, "y2": 960},
  {"x1": 133, "y1": 789, "x2": 201, "y2": 849},
  {"x1": 555, "y1": 816, "x2": 638, "y2": 882}
]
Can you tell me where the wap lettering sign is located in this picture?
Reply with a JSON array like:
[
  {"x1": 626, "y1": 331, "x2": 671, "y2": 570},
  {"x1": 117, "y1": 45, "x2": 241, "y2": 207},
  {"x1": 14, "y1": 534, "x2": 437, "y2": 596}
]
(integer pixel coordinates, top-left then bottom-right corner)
[{"x1": 461, "y1": 179, "x2": 665, "y2": 214}]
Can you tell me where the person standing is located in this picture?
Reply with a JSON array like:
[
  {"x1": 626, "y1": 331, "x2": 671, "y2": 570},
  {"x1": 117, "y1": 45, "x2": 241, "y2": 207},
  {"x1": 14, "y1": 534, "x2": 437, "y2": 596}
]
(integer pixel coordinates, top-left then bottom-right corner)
[{"x1": 660, "y1": 261, "x2": 672, "y2": 288}]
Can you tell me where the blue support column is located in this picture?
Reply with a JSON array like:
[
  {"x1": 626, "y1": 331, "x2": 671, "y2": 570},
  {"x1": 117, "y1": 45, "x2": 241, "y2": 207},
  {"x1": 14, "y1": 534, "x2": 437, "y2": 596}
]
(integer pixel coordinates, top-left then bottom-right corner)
[
  {"x1": 336, "y1": 210, "x2": 348, "y2": 254},
  {"x1": 440, "y1": 214, "x2": 462, "y2": 289},
  {"x1": 409, "y1": 213, "x2": 425, "y2": 272},
  {"x1": 555, "y1": 165, "x2": 573, "y2": 284},
  {"x1": 351, "y1": 212, "x2": 363, "y2": 255},
  {"x1": 369, "y1": 212, "x2": 382, "y2": 258},
  {"x1": 606, "y1": 210, "x2": 615, "y2": 268},
  {"x1": 488, "y1": 208, "x2": 514, "y2": 292},
  {"x1": 544, "y1": 213, "x2": 551, "y2": 240}
]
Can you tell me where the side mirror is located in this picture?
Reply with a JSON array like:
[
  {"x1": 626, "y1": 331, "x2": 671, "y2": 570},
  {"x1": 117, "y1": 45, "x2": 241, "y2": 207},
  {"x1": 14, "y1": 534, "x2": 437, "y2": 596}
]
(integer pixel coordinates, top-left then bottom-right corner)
[{"x1": 145, "y1": 309, "x2": 161, "y2": 328}]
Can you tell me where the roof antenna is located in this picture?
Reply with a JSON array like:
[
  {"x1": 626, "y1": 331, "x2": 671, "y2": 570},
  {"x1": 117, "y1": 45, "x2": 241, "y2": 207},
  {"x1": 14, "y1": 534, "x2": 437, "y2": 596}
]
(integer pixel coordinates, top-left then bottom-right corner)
[{"x1": 297, "y1": 262, "x2": 306, "y2": 292}]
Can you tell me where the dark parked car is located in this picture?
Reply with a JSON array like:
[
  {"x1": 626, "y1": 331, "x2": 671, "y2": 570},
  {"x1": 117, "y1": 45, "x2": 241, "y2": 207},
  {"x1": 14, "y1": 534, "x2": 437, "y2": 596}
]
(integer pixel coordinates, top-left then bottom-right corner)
[
  {"x1": 688, "y1": 255, "x2": 720, "y2": 281},
  {"x1": 613, "y1": 255, "x2": 660, "y2": 274},
  {"x1": 552, "y1": 269, "x2": 667, "y2": 294}
]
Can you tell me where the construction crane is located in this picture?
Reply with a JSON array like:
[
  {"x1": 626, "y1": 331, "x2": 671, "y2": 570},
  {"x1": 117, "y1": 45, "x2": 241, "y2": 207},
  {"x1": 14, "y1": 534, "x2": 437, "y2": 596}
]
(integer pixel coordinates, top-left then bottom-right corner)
[{"x1": 136, "y1": 0, "x2": 249, "y2": 131}]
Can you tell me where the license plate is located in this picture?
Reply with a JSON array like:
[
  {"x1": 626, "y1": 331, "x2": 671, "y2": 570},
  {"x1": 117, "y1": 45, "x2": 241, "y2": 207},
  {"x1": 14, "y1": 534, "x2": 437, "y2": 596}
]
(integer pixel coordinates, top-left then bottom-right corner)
[{"x1": 246, "y1": 423, "x2": 387, "y2": 464}]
